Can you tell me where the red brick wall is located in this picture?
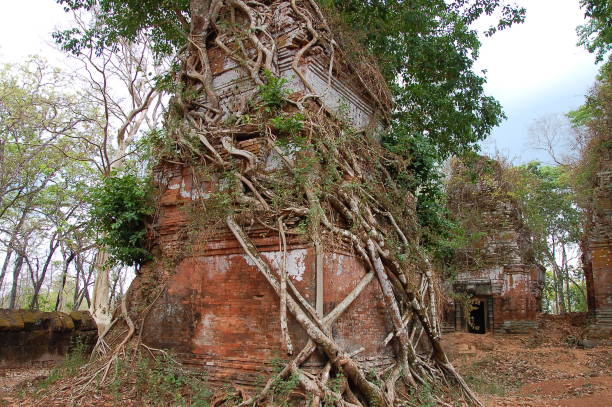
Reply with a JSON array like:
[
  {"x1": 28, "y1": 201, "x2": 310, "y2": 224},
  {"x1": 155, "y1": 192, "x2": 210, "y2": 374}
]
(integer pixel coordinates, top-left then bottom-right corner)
[
  {"x1": 592, "y1": 246, "x2": 612, "y2": 313},
  {"x1": 134, "y1": 163, "x2": 395, "y2": 387}
]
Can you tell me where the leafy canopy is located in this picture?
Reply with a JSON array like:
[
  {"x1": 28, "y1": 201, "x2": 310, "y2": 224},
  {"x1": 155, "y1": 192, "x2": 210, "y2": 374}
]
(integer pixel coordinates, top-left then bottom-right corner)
[
  {"x1": 577, "y1": 0, "x2": 612, "y2": 63},
  {"x1": 54, "y1": 0, "x2": 189, "y2": 57},
  {"x1": 319, "y1": 0, "x2": 524, "y2": 244},
  {"x1": 320, "y1": 0, "x2": 524, "y2": 159},
  {"x1": 510, "y1": 163, "x2": 582, "y2": 254},
  {"x1": 54, "y1": 0, "x2": 523, "y2": 159}
]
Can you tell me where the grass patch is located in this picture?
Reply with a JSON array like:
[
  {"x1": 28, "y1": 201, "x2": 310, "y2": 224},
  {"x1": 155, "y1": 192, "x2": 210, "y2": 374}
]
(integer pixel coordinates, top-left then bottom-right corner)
[
  {"x1": 463, "y1": 373, "x2": 509, "y2": 396},
  {"x1": 38, "y1": 339, "x2": 88, "y2": 390},
  {"x1": 402, "y1": 381, "x2": 438, "y2": 407},
  {"x1": 119, "y1": 352, "x2": 212, "y2": 406},
  {"x1": 34, "y1": 344, "x2": 212, "y2": 406}
]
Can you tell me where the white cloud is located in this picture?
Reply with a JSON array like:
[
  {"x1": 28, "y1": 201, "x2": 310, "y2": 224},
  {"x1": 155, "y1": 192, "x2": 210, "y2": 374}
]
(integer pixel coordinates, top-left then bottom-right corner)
[{"x1": 474, "y1": 0, "x2": 598, "y2": 106}]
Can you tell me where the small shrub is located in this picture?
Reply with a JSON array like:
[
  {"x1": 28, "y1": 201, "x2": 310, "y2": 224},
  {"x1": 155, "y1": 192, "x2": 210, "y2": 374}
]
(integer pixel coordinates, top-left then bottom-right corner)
[
  {"x1": 323, "y1": 373, "x2": 344, "y2": 406},
  {"x1": 402, "y1": 381, "x2": 437, "y2": 407},
  {"x1": 267, "y1": 357, "x2": 300, "y2": 406},
  {"x1": 140, "y1": 127, "x2": 180, "y2": 161},
  {"x1": 258, "y1": 70, "x2": 290, "y2": 112},
  {"x1": 88, "y1": 171, "x2": 154, "y2": 267},
  {"x1": 269, "y1": 113, "x2": 305, "y2": 135}
]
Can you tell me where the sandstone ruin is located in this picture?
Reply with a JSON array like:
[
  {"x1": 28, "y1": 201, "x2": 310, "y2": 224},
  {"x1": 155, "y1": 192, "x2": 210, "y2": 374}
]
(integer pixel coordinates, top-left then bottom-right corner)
[{"x1": 0, "y1": 310, "x2": 96, "y2": 367}]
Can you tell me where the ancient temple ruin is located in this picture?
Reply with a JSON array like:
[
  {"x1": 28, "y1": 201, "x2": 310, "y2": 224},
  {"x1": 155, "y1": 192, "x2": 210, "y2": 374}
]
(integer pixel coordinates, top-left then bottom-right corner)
[
  {"x1": 132, "y1": 1, "x2": 395, "y2": 388},
  {"x1": 107, "y1": 3, "x2": 484, "y2": 404},
  {"x1": 442, "y1": 157, "x2": 545, "y2": 334}
]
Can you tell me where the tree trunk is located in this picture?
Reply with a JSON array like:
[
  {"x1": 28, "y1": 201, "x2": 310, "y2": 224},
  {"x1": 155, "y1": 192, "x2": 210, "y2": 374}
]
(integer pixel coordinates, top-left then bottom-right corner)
[
  {"x1": 581, "y1": 235, "x2": 596, "y2": 314},
  {"x1": 0, "y1": 248, "x2": 13, "y2": 295},
  {"x1": 0, "y1": 204, "x2": 31, "y2": 292},
  {"x1": 72, "y1": 254, "x2": 83, "y2": 310},
  {"x1": 548, "y1": 242, "x2": 566, "y2": 314},
  {"x1": 90, "y1": 249, "x2": 111, "y2": 332},
  {"x1": 561, "y1": 244, "x2": 571, "y2": 312},
  {"x1": 9, "y1": 254, "x2": 24, "y2": 309},
  {"x1": 109, "y1": 269, "x2": 120, "y2": 310},
  {"x1": 29, "y1": 236, "x2": 60, "y2": 309},
  {"x1": 55, "y1": 251, "x2": 75, "y2": 311}
]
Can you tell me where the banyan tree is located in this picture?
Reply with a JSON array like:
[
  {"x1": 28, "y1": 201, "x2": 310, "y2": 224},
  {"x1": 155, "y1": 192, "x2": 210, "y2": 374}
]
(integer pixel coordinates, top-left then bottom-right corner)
[{"x1": 66, "y1": 1, "x2": 483, "y2": 405}]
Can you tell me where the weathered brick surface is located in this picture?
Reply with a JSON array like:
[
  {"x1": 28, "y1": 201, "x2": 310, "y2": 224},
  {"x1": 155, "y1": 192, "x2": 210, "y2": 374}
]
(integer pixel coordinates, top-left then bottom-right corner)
[
  {"x1": 584, "y1": 148, "x2": 612, "y2": 339},
  {"x1": 134, "y1": 163, "x2": 395, "y2": 387},
  {"x1": 128, "y1": 0, "x2": 396, "y2": 386}
]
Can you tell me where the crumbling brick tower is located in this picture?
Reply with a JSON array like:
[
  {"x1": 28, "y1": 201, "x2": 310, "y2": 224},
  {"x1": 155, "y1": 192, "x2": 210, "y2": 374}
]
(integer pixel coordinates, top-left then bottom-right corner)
[
  {"x1": 130, "y1": 0, "x2": 396, "y2": 390},
  {"x1": 442, "y1": 157, "x2": 544, "y2": 334}
]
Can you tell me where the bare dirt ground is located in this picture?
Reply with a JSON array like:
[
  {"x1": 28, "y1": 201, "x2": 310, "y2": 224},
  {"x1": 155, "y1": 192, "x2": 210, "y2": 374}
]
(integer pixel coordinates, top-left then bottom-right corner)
[
  {"x1": 445, "y1": 313, "x2": 612, "y2": 407},
  {"x1": 1, "y1": 314, "x2": 610, "y2": 406},
  {"x1": 0, "y1": 363, "x2": 54, "y2": 406}
]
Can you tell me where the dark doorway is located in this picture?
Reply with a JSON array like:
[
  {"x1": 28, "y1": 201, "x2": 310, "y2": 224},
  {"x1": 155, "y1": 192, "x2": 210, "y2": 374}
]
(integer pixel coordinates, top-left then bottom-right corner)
[{"x1": 468, "y1": 301, "x2": 486, "y2": 334}]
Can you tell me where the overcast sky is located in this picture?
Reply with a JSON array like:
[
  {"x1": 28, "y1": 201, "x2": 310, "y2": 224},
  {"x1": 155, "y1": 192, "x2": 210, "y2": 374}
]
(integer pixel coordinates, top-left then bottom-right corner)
[{"x1": 0, "y1": 0, "x2": 601, "y2": 164}]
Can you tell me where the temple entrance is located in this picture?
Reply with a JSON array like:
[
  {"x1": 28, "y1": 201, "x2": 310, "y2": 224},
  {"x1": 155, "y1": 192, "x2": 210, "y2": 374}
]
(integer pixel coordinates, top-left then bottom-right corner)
[{"x1": 468, "y1": 301, "x2": 486, "y2": 334}]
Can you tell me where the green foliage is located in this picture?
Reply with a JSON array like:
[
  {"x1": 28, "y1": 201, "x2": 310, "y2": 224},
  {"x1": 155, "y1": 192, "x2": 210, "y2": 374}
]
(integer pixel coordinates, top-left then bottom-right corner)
[
  {"x1": 577, "y1": 0, "x2": 612, "y2": 62},
  {"x1": 265, "y1": 357, "x2": 299, "y2": 406},
  {"x1": 541, "y1": 268, "x2": 588, "y2": 313},
  {"x1": 217, "y1": 385, "x2": 243, "y2": 405},
  {"x1": 320, "y1": 0, "x2": 523, "y2": 159},
  {"x1": 88, "y1": 171, "x2": 154, "y2": 267},
  {"x1": 269, "y1": 113, "x2": 305, "y2": 135},
  {"x1": 322, "y1": 373, "x2": 344, "y2": 406},
  {"x1": 568, "y1": 61, "x2": 611, "y2": 129},
  {"x1": 0, "y1": 58, "x2": 100, "y2": 310},
  {"x1": 382, "y1": 129, "x2": 456, "y2": 255},
  {"x1": 39, "y1": 346, "x2": 211, "y2": 405},
  {"x1": 567, "y1": 61, "x2": 611, "y2": 215},
  {"x1": 510, "y1": 163, "x2": 582, "y2": 257},
  {"x1": 52, "y1": 0, "x2": 527, "y2": 260},
  {"x1": 257, "y1": 70, "x2": 305, "y2": 138},
  {"x1": 54, "y1": 1, "x2": 520, "y2": 159},
  {"x1": 0, "y1": 58, "x2": 97, "y2": 222},
  {"x1": 258, "y1": 70, "x2": 291, "y2": 112},
  {"x1": 139, "y1": 127, "x2": 182, "y2": 163},
  {"x1": 53, "y1": 0, "x2": 189, "y2": 57},
  {"x1": 131, "y1": 353, "x2": 212, "y2": 406},
  {"x1": 318, "y1": 0, "x2": 524, "y2": 250},
  {"x1": 270, "y1": 371, "x2": 299, "y2": 405},
  {"x1": 39, "y1": 339, "x2": 88, "y2": 389},
  {"x1": 402, "y1": 381, "x2": 437, "y2": 407},
  {"x1": 508, "y1": 162, "x2": 587, "y2": 313}
]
